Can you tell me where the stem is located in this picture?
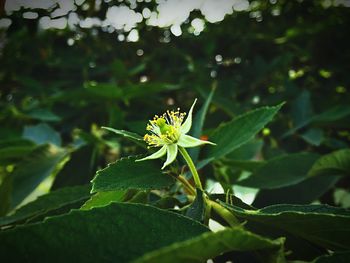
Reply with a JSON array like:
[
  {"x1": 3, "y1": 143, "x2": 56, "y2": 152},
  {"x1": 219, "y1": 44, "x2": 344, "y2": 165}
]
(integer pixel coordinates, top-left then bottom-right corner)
[
  {"x1": 209, "y1": 200, "x2": 239, "y2": 227},
  {"x1": 177, "y1": 175, "x2": 196, "y2": 195},
  {"x1": 178, "y1": 146, "x2": 203, "y2": 190},
  {"x1": 175, "y1": 147, "x2": 239, "y2": 227},
  {"x1": 174, "y1": 170, "x2": 239, "y2": 227}
]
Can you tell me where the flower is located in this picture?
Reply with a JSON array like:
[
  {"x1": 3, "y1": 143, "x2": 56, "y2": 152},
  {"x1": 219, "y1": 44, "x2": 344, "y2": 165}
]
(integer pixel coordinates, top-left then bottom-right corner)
[{"x1": 137, "y1": 99, "x2": 215, "y2": 169}]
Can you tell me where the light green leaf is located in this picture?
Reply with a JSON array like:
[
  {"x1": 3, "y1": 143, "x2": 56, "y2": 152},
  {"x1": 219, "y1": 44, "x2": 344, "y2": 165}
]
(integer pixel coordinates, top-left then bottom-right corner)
[
  {"x1": 238, "y1": 153, "x2": 320, "y2": 189},
  {"x1": 11, "y1": 144, "x2": 68, "y2": 209},
  {"x1": 81, "y1": 190, "x2": 126, "y2": 210},
  {"x1": 221, "y1": 203, "x2": 350, "y2": 251},
  {"x1": 91, "y1": 156, "x2": 174, "y2": 192},
  {"x1": 308, "y1": 149, "x2": 350, "y2": 177},
  {"x1": 134, "y1": 227, "x2": 285, "y2": 263},
  {"x1": 0, "y1": 203, "x2": 209, "y2": 262},
  {"x1": 23, "y1": 123, "x2": 62, "y2": 146},
  {"x1": 206, "y1": 103, "x2": 283, "y2": 160},
  {"x1": 0, "y1": 185, "x2": 90, "y2": 226}
]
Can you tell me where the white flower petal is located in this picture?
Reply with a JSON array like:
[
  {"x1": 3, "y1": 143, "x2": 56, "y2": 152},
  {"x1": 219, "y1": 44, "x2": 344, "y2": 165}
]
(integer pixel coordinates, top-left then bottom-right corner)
[
  {"x1": 162, "y1": 144, "x2": 178, "y2": 169},
  {"x1": 180, "y1": 98, "x2": 197, "y2": 134},
  {"x1": 177, "y1": 134, "x2": 216, "y2": 148},
  {"x1": 136, "y1": 145, "x2": 167, "y2": 162}
]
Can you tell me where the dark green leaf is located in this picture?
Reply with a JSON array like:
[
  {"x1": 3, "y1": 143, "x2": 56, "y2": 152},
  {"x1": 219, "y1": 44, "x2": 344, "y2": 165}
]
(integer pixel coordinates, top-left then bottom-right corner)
[
  {"x1": 135, "y1": 227, "x2": 285, "y2": 263},
  {"x1": 238, "y1": 153, "x2": 319, "y2": 189},
  {"x1": 26, "y1": 108, "x2": 61, "y2": 122},
  {"x1": 206, "y1": 103, "x2": 283, "y2": 160},
  {"x1": 91, "y1": 156, "x2": 174, "y2": 192},
  {"x1": 185, "y1": 188, "x2": 206, "y2": 223},
  {"x1": 221, "y1": 203, "x2": 350, "y2": 251},
  {"x1": 0, "y1": 145, "x2": 35, "y2": 165},
  {"x1": 226, "y1": 139, "x2": 264, "y2": 160},
  {"x1": 308, "y1": 149, "x2": 350, "y2": 177},
  {"x1": 188, "y1": 87, "x2": 215, "y2": 163},
  {"x1": 0, "y1": 185, "x2": 90, "y2": 226},
  {"x1": 301, "y1": 128, "x2": 324, "y2": 146},
  {"x1": 253, "y1": 175, "x2": 340, "y2": 207},
  {"x1": 84, "y1": 82, "x2": 123, "y2": 98},
  {"x1": 51, "y1": 145, "x2": 96, "y2": 190},
  {"x1": 123, "y1": 83, "x2": 180, "y2": 100},
  {"x1": 0, "y1": 173, "x2": 11, "y2": 216},
  {"x1": 11, "y1": 144, "x2": 68, "y2": 209},
  {"x1": 312, "y1": 105, "x2": 350, "y2": 124},
  {"x1": 283, "y1": 90, "x2": 313, "y2": 137},
  {"x1": 221, "y1": 159, "x2": 266, "y2": 173},
  {"x1": 0, "y1": 203, "x2": 209, "y2": 262},
  {"x1": 313, "y1": 251, "x2": 350, "y2": 263}
]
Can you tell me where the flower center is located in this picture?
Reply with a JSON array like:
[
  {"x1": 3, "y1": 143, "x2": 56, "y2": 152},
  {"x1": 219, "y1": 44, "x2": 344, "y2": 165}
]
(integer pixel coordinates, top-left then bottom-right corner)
[
  {"x1": 156, "y1": 118, "x2": 172, "y2": 135},
  {"x1": 144, "y1": 109, "x2": 186, "y2": 147}
]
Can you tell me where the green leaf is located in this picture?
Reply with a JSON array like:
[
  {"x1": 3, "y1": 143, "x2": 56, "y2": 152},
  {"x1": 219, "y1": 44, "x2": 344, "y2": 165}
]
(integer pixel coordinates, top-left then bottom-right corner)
[
  {"x1": 254, "y1": 175, "x2": 340, "y2": 207},
  {"x1": 312, "y1": 251, "x2": 350, "y2": 263},
  {"x1": 283, "y1": 90, "x2": 313, "y2": 137},
  {"x1": 84, "y1": 82, "x2": 123, "y2": 98},
  {"x1": 91, "y1": 156, "x2": 174, "y2": 192},
  {"x1": 22, "y1": 123, "x2": 62, "y2": 146},
  {"x1": 0, "y1": 145, "x2": 36, "y2": 165},
  {"x1": 238, "y1": 153, "x2": 320, "y2": 189},
  {"x1": 26, "y1": 108, "x2": 61, "y2": 122},
  {"x1": 188, "y1": 87, "x2": 215, "y2": 163},
  {"x1": 102, "y1": 126, "x2": 144, "y2": 142},
  {"x1": 51, "y1": 145, "x2": 96, "y2": 190},
  {"x1": 0, "y1": 138, "x2": 34, "y2": 149},
  {"x1": 134, "y1": 227, "x2": 285, "y2": 263},
  {"x1": 301, "y1": 128, "x2": 324, "y2": 146},
  {"x1": 0, "y1": 173, "x2": 11, "y2": 216},
  {"x1": 221, "y1": 203, "x2": 350, "y2": 251},
  {"x1": 0, "y1": 203, "x2": 209, "y2": 262},
  {"x1": 312, "y1": 105, "x2": 350, "y2": 124},
  {"x1": 308, "y1": 149, "x2": 350, "y2": 177},
  {"x1": 80, "y1": 190, "x2": 126, "y2": 210},
  {"x1": 185, "y1": 188, "x2": 206, "y2": 223},
  {"x1": 11, "y1": 144, "x2": 68, "y2": 209},
  {"x1": 0, "y1": 185, "x2": 90, "y2": 226},
  {"x1": 226, "y1": 139, "x2": 264, "y2": 160},
  {"x1": 291, "y1": 90, "x2": 313, "y2": 128},
  {"x1": 122, "y1": 83, "x2": 180, "y2": 100},
  {"x1": 221, "y1": 159, "x2": 266, "y2": 173},
  {"x1": 206, "y1": 103, "x2": 283, "y2": 160}
]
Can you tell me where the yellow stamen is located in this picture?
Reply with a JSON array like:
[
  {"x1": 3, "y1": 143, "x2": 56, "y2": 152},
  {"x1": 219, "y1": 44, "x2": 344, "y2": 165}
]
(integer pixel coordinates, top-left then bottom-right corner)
[{"x1": 144, "y1": 108, "x2": 186, "y2": 146}]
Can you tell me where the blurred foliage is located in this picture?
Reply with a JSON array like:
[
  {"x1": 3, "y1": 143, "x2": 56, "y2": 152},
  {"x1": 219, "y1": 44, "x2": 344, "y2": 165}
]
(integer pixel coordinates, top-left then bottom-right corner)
[{"x1": 0, "y1": 0, "x2": 350, "y2": 262}]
